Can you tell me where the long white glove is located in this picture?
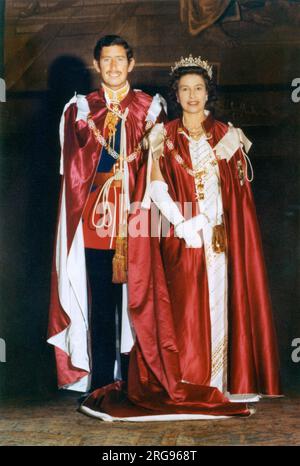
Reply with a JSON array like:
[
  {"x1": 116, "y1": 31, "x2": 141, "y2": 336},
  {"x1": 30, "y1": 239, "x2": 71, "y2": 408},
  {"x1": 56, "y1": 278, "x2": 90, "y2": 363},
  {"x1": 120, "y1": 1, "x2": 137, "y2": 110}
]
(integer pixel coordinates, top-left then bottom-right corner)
[
  {"x1": 76, "y1": 94, "x2": 90, "y2": 122},
  {"x1": 150, "y1": 180, "x2": 205, "y2": 248},
  {"x1": 176, "y1": 213, "x2": 209, "y2": 240}
]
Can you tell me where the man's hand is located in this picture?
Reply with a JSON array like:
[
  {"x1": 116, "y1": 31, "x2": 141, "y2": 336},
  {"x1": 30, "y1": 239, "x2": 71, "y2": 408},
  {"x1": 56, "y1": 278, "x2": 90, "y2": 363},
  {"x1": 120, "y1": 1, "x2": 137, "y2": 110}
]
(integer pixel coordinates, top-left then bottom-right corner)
[{"x1": 76, "y1": 95, "x2": 90, "y2": 122}]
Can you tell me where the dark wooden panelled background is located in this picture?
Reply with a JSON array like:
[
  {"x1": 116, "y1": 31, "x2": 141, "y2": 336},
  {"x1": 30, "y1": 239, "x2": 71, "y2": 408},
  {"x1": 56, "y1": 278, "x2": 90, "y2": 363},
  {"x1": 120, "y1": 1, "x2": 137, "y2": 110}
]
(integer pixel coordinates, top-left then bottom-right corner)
[{"x1": 0, "y1": 0, "x2": 299, "y2": 399}]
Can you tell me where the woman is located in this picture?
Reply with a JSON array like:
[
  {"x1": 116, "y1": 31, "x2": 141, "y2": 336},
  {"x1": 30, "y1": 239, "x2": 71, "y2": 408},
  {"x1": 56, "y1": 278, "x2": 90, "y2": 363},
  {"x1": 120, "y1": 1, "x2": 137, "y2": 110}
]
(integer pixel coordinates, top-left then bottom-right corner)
[{"x1": 80, "y1": 56, "x2": 282, "y2": 421}]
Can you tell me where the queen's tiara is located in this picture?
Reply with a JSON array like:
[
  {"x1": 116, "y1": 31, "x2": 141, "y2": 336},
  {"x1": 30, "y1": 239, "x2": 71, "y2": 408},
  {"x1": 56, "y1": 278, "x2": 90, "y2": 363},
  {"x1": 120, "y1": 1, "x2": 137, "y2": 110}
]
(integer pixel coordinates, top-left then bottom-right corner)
[{"x1": 171, "y1": 54, "x2": 213, "y2": 79}]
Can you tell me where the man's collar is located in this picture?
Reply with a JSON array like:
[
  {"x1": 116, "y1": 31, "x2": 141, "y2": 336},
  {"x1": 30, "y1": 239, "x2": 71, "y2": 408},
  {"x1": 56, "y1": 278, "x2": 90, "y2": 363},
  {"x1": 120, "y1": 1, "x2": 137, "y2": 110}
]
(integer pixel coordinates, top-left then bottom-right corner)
[
  {"x1": 97, "y1": 83, "x2": 135, "y2": 114},
  {"x1": 101, "y1": 81, "x2": 130, "y2": 105}
]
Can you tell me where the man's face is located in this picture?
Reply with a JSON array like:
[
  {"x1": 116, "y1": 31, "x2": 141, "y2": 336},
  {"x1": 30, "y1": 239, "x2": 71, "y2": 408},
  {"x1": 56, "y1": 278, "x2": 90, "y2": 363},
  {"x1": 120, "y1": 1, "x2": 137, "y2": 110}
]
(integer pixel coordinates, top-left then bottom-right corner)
[{"x1": 93, "y1": 45, "x2": 135, "y2": 90}]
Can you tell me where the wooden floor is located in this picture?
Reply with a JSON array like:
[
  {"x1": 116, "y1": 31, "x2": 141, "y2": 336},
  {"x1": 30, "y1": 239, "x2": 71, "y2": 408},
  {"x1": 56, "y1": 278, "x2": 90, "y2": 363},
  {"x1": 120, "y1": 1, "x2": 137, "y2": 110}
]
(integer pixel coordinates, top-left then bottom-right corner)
[{"x1": 0, "y1": 393, "x2": 299, "y2": 446}]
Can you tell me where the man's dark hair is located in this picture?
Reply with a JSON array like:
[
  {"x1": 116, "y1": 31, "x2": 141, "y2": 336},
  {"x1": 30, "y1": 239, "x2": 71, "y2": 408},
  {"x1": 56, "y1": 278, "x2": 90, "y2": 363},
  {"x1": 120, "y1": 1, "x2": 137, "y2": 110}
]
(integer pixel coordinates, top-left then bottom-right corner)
[{"x1": 93, "y1": 35, "x2": 134, "y2": 62}]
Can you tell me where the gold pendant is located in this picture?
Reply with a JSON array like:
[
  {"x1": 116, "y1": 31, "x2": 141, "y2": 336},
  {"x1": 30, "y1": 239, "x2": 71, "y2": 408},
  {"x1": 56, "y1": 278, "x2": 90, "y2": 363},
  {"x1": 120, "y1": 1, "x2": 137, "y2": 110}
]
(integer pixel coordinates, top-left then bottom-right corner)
[
  {"x1": 104, "y1": 110, "x2": 119, "y2": 140},
  {"x1": 212, "y1": 223, "x2": 227, "y2": 254}
]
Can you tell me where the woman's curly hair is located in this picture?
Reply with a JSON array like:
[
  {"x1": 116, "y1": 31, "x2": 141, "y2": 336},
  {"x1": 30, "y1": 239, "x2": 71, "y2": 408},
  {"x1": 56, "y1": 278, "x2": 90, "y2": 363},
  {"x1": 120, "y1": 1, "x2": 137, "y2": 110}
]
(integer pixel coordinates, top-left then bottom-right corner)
[{"x1": 168, "y1": 66, "x2": 217, "y2": 119}]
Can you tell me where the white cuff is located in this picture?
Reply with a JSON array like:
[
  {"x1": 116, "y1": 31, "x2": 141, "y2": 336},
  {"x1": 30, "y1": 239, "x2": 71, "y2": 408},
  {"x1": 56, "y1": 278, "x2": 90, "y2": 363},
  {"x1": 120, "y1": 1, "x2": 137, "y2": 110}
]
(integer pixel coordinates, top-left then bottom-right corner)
[{"x1": 75, "y1": 94, "x2": 90, "y2": 122}]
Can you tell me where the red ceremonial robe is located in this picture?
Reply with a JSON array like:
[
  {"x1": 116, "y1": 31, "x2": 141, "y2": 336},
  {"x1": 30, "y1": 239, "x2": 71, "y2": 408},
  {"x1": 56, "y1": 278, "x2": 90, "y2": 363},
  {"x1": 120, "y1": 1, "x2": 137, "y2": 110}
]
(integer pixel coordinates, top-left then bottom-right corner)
[
  {"x1": 47, "y1": 87, "x2": 164, "y2": 391},
  {"x1": 80, "y1": 114, "x2": 281, "y2": 420}
]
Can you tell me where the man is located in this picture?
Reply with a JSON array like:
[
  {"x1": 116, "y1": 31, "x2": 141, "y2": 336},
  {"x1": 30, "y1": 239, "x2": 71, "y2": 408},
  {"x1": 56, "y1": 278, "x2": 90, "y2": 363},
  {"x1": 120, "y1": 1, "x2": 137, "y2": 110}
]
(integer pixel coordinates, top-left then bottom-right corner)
[{"x1": 47, "y1": 35, "x2": 166, "y2": 393}]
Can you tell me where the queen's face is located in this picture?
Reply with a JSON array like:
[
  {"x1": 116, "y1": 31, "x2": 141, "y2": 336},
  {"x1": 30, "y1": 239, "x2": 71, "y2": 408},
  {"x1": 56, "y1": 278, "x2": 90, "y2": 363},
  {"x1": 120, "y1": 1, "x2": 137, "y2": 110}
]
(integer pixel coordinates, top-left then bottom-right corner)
[{"x1": 177, "y1": 73, "x2": 208, "y2": 115}]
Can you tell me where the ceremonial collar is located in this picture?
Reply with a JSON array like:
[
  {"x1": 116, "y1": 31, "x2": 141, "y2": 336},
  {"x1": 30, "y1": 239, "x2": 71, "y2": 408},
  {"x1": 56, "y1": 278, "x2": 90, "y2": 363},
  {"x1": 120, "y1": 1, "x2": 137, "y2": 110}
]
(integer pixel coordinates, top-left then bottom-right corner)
[
  {"x1": 101, "y1": 81, "x2": 130, "y2": 104},
  {"x1": 97, "y1": 83, "x2": 135, "y2": 113}
]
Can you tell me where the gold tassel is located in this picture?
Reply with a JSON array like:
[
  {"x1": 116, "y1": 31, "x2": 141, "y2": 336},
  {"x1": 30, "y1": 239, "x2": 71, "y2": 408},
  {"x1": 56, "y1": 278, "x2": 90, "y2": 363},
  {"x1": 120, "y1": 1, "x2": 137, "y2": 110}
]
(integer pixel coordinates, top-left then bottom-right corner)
[
  {"x1": 112, "y1": 229, "x2": 128, "y2": 284},
  {"x1": 212, "y1": 223, "x2": 227, "y2": 254}
]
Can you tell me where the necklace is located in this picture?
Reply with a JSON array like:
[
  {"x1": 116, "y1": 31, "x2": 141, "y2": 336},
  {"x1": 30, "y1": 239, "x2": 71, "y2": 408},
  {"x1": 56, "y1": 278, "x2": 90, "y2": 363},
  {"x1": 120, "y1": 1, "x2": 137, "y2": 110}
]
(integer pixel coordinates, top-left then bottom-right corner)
[
  {"x1": 188, "y1": 128, "x2": 204, "y2": 139},
  {"x1": 182, "y1": 116, "x2": 204, "y2": 139}
]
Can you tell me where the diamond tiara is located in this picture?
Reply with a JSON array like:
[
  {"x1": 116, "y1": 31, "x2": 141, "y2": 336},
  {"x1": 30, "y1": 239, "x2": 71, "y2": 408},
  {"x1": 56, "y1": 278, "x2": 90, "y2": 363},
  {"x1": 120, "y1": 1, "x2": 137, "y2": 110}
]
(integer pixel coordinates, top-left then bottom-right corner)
[{"x1": 171, "y1": 54, "x2": 213, "y2": 79}]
